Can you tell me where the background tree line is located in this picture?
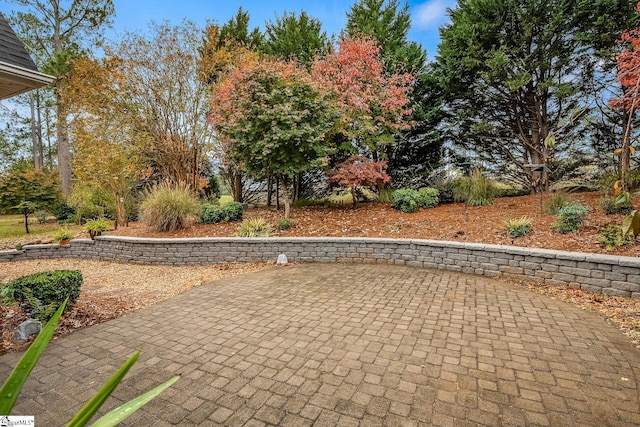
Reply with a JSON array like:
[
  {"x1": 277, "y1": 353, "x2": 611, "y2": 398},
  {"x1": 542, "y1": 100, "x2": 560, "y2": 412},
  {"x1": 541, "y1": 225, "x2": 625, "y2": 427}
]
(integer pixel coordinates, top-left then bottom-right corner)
[{"x1": 0, "y1": 0, "x2": 639, "y2": 224}]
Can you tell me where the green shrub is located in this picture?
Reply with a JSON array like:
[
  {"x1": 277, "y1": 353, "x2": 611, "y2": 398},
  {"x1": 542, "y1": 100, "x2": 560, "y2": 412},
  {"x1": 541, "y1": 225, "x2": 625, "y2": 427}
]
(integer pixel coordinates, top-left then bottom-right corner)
[
  {"x1": 544, "y1": 194, "x2": 571, "y2": 215},
  {"x1": 69, "y1": 186, "x2": 116, "y2": 222},
  {"x1": 502, "y1": 216, "x2": 532, "y2": 239},
  {"x1": 140, "y1": 181, "x2": 200, "y2": 232},
  {"x1": 1, "y1": 283, "x2": 15, "y2": 305},
  {"x1": 276, "y1": 218, "x2": 295, "y2": 230},
  {"x1": 200, "y1": 203, "x2": 224, "y2": 224},
  {"x1": 84, "y1": 217, "x2": 112, "y2": 239},
  {"x1": 553, "y1": 203, "x2": 589, "y2": 233},
  {"x1": 391, "y1": 189, "x2": 420, "y2": 212},
  {"x1": 600, "y1": 196, "x2": 634, "y2": 215},
  {"x1": 10, "y1": 270, "x2": 83, "y2": 322},
  {"x1": 452, "y1": 170, "x2": 498, "y2": 206},
  {"x1": 36, "y1": 210, "x2": 48, "y2": 224},
  {"x1": 235, "y1": 218, "x2": 272, "y2": 237},
  {"x1": 417, "y1": 187, "x2": 439, "y2": 208},
  {"x1": 222, "y1": 202, "x2": 244, "y2": 221},
  {"x1": 51, "y1": 201, "x2": 75, "y2": 222},
  {"x1": 599, "y1": 225, "x2": 634, "y2": 251},
  {"x1": 203, "y1": 175, "x2": 221, "y2": 200}
]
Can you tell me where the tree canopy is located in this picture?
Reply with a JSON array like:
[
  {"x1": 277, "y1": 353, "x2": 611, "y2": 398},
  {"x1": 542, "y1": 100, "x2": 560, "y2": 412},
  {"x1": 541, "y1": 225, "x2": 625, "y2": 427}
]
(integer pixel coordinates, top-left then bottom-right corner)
[
  {"x1": 0, "y1": 169, "x2": 60, "y2": 233},
  {"x1": 8, "y1": 0, "x2": 115, "y2": 195},
  {"x1": 437, "y1": 0, "x2": 638, "y2": 192},
  {"x1": 210, "y1": 60, "x2": 338, "y2": 218},
  {"x1": 262, "y1": 11, "x2": 331, "y2": 66},
  {"x1": 311, "y1": 36, "x2": 414, "y2": 158}
]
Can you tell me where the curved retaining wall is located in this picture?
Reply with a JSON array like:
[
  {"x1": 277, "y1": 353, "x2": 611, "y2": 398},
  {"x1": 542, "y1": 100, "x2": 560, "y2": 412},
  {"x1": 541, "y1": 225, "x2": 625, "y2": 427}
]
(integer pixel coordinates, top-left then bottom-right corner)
[{"x1": 1, "y1": 236, "x2": 640, "y2": 299}]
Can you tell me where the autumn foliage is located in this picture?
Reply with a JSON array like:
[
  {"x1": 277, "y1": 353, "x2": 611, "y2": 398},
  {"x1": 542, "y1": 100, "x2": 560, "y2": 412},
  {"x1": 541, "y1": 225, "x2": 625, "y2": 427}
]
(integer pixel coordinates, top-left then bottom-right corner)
[
  {"x1": 329, "y1": 156, "x2": 390, "y2": 206},
  {"x1": 311, "y1": 36, "x2": 414, "y2": 154},
  {"x1": 610, "y1": 2, "x2": 640, "y2": 112},
  {"x1": 609, "y1": 1, "x2": 640, "y2": 176},
  {"x1": 210, "y1": 59, "x2": 337, "y2": 219}
]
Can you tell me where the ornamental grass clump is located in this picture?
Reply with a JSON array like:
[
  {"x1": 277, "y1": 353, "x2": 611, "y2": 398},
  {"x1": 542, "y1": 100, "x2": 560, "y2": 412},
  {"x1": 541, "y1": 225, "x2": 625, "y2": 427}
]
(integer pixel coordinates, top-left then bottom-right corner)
[
  {"x1": 140, "y1": 181, "x2": 200, "y2": 232},
  {"x1": 501, "y1": 216, "x2": 532, "y2": 240},
  {"x1": 235, "y1": 218, "x2": 273, "y2": 237},
  {"x1": 544, "y1": 194, "x2": 570, "y2": 215},
  {"x1": 84, "y1": 217, "x2": 112, "y2": 239},
  {"x1": 452, "y1": 169, "x2": 498, "y2": 206},
  {"x1": 276, "y1": 218, "x2": 295, "y2": 230},
  {"x1": 52, "y1": 227, "x2": 74, "y2": 243}
]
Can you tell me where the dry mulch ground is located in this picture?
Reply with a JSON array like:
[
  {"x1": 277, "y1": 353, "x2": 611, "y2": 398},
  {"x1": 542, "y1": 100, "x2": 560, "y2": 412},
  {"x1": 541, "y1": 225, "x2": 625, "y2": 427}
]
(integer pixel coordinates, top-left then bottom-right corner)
[
  {"x1": 1, "y1": 191, "x2": 639, "y2": 354},
  {"x1": 108, "y1": 191, "x2": 640, "y2": 256},
  {"x1": 1, "y1": 260, "x2": 271, "y2": 355}
]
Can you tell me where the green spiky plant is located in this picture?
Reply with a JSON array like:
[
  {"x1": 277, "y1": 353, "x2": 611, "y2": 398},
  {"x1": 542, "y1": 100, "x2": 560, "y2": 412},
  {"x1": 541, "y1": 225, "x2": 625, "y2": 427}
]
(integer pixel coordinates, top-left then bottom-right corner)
[
  {"x1": 235, "y1": 218, "x2": 273, "y2": 237},
  {"x1": 501, "y1": 216, "x2": 532, "y2": 239},
  {"x1": 452, "y1": 169, "x2": 498, "y2": 207},
  {"x1": 0, "y1": 299, "x2": 178, "y2": 425}
]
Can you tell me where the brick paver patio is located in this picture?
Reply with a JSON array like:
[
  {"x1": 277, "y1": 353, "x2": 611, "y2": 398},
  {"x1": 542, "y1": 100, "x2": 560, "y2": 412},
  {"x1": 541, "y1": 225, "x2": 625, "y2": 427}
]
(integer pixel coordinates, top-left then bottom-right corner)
[{"x1": 1, "y1": 263, "x2": 639, "y2": 426}]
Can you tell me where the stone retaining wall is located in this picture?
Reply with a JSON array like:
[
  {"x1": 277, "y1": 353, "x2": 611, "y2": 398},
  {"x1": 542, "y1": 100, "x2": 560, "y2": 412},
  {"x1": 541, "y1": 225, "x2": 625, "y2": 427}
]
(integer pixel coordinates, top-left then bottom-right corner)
[{"x1": 2, "y1": 236, "x2": 639, "y2": 299}]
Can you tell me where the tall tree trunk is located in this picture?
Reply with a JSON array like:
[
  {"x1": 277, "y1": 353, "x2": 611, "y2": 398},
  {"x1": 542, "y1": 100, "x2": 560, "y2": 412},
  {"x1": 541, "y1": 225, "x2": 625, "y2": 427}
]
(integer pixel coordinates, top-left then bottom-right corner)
[
  {"x1": 45, "y1": 107, "x2": 54, "y2": 169},
  {"x1": 276, "y1": 177, "x2": 280, "y2": 210},
  {"x1": 114, "y1": 191, "x2": 126, "y2": 228},
  {"x1": 280, "y1": 175, "x2": 291, "y2": 220},
  {"x1": 529, "y1": 149, "x2": 545, "y2": 194},
  {"x1": 621, "y1": 109, "x2": 632, "y2": 173},
  {"x1": 293, "y1": 173, "x2": 302, "y2": 202},
  {"x1": 53, "y1": 6, "x2": 72, "y2": 195},
  {"x1": 233, "y1": 172, "x2": 243, "y2": 203},
  {"x1": 267, "y1": 175, "x2": 273, "y2": 207},
  {"x1": 30, "y1": 92, "x2": 43, "y2": 169},
  {"x1": 23, "y1": 212, "x2": 30, "y2": 234},
  {"x1": 192, "y1": 146, "x2": 198, "y2": 195},
  {"x1": 56, "y1": 90, "x2": 72, "y2": 196}
]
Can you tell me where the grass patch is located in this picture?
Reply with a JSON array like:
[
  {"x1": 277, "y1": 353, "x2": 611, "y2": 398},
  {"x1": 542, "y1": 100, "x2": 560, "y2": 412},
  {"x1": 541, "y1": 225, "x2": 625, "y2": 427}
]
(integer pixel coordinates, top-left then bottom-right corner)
[{"x1": 0, "y1": 215, "x2": 82, "y2": 242}]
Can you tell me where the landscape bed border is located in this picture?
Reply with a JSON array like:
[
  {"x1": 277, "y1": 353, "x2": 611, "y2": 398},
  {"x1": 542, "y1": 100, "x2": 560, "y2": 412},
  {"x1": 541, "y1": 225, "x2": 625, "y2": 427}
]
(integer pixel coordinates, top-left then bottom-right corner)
[{"x1": 1, "y1": 236, "x2": 639, "y2": 299}]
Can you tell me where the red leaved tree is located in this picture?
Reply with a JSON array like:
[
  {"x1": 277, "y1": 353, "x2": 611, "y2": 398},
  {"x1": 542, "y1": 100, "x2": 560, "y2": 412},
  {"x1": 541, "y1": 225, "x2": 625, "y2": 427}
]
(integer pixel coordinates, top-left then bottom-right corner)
[
  {"x1": 311, "y1": 36, "x2": 414, "y2": 159},
  {"x1": 328, "y1": 156, "x2": 390, "y2": 206},
  {"x1": 610, "y1": 1, "x2": 640, "y2": 179}
]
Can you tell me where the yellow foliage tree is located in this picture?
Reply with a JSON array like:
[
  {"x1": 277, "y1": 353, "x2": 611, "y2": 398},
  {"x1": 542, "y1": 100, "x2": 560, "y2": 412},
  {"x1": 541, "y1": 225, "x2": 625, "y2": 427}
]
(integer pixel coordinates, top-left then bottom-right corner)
[{"x1": 65, "y1": 56, "x2": 145, "y2": 227}]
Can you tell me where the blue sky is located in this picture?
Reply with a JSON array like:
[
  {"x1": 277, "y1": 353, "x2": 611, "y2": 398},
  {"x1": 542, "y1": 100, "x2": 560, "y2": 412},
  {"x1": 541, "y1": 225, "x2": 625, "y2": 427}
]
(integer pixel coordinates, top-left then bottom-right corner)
[{"x1": 1, "y1": 0, "x2": 456, "y2": 61}]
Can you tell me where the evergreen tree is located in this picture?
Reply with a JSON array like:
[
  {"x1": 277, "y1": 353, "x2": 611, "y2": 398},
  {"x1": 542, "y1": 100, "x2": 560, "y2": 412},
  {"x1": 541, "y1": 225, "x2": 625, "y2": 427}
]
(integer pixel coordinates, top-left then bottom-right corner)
[
  {"x1": 219, "y1": 6, "x2": 264, "y2": 49},
  {"x1": 346, "y1": 0, "x2": 442, "y2": 186},
  {"x1": 438, "y1": 0, "x2": 637, "y2": 192},
  {"x1": 345, "y1": 0, "x2": 424, "y2": 73},
  {"x1": 262, "y1": 11, "x2": 331, "y2": 67}
]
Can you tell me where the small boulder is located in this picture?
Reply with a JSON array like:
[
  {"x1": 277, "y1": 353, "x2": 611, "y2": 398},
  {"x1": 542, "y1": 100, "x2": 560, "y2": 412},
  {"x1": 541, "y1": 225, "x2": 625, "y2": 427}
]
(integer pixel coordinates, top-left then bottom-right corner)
[
  {"x1": 277, "y1": 254, "x2": 288, "y2": 265},
  {"x1": 13, "y1": 318, "x2": 42, "y2": 342}
]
